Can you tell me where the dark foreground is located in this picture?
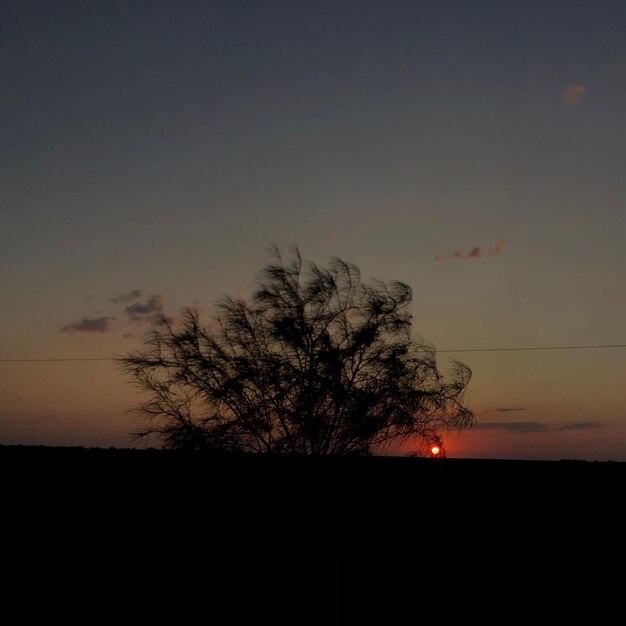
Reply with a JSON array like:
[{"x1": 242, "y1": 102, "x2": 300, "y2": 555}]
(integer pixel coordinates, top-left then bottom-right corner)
[{"x1": 1, "y1": 445, "x2": 624, "y2": 532}]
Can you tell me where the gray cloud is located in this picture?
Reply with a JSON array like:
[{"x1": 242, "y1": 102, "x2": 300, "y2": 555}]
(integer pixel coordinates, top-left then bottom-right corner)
[
  {"x1": 434, "y1": 249, "x2": 468, "y2": 261},
  {"x1": 435, "y1": 241, "x2": 509, "y2": 261},
  {"x1": 61, "y1": 317, "x2": 116, "y2": 333},
  {"x1": 477, "y1": 421, "x2": 549, "y2": 433},
  {"x1": 555, "y1": 422, "x2": 603, "y2": 431},
  {"x1": 125, "y1": 294, "x2": 163, "y2": 324},
  {"x1": 477, "y1": 421, "x2": 603, "y2": 433},
  {"x1": 111, "y1": 289, "x2": 143, "y2": 305},
  {"x1": 483, "y1": 407, "x2": 527, "y2": 414}
]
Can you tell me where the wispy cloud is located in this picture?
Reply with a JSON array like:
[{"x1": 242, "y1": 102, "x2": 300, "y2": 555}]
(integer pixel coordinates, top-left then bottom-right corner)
[
  {"x1": 61, "y1": 317, "x2": 116, "y2": 333},
  {"x1": 477, "y1": 421, "x2": 549, "y2": 433},
  {"x1": 564, "y1": 83, "x2": 586, "y2": 107},
  {"x1": 111, "y1": 289, "x2": 143, "y2": 305},
  {"x1": 476, "y1": 421, "x2": 603, "y2": 433},
  {"x1": 434, "y1": 250, "x2": 463, "y2": 261},
  {"x1": 125, "y1": 294, "x2": 163, "y2": 324},
  {"x1": 435, "y1": 240, "x2": 509, "y2": 261},
  {"x1": 483, "y1": 407, "x2": 527, "y2": 414},
  {"x1": 555, "y1": 421, "x2": 603, "y2": 432}
]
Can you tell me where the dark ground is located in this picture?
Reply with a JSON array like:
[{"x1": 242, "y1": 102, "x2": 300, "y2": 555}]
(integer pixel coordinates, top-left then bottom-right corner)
[{"x1": 1, "y1": 445, "x2": 624, "y2": 532}]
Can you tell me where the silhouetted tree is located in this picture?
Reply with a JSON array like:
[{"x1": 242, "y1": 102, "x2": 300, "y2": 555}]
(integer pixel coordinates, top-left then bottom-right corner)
[{"x1": 120, "y1": 246, "x2": 474, "y2": 454}]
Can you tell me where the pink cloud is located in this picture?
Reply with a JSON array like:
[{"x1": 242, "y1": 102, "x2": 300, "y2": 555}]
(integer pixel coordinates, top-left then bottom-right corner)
[
  {"x1": 489, "y1": 240, "x2": 509, "y2": 256},
  {"x1": 564, "y1": 84, "x2": 586, "y2": 106}
]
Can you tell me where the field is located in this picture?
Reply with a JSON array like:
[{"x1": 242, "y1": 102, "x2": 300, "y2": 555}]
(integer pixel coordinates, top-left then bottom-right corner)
[{"x1": 2, "y1": 445, "x2": 624, "y2": 532}]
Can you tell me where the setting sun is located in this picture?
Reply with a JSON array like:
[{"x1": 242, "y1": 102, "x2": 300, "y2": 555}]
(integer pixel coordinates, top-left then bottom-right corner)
[{"x1": 431, "y1": 446, "x2": 440, "y2": 456}]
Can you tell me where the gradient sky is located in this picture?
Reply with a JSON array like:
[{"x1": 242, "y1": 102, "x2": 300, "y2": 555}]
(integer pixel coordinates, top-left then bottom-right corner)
[{"x1": 2, "y1": 0, "x2": 626, "y2": 460}]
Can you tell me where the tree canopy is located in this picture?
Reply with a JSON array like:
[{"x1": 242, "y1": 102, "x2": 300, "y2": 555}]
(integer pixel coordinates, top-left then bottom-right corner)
[{"x1": 120, "y1": 246, "x2": 474, "y2": 454}]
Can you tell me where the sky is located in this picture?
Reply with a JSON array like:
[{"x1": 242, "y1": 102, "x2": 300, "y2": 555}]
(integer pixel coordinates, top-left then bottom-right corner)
[{"x1": 2, "y1": 0, "x2": 626, "y2": 460}]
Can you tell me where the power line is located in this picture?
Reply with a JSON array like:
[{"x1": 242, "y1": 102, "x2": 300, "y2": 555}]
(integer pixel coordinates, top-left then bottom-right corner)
[
  {"x1": 0, "y1": 358, "x2": 116, "y2": 362},
  {"x1": 1, "y1": 343, "x2": 626, "y2": 362},
  {"x1": 438, "y1": 344, "x2": 626, "y2": 353}
]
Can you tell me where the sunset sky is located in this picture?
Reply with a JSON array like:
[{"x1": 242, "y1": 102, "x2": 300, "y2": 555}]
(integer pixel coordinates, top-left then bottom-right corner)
[{"x1": 2, "y1": 1, "x2": 626, "y2": 460}]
